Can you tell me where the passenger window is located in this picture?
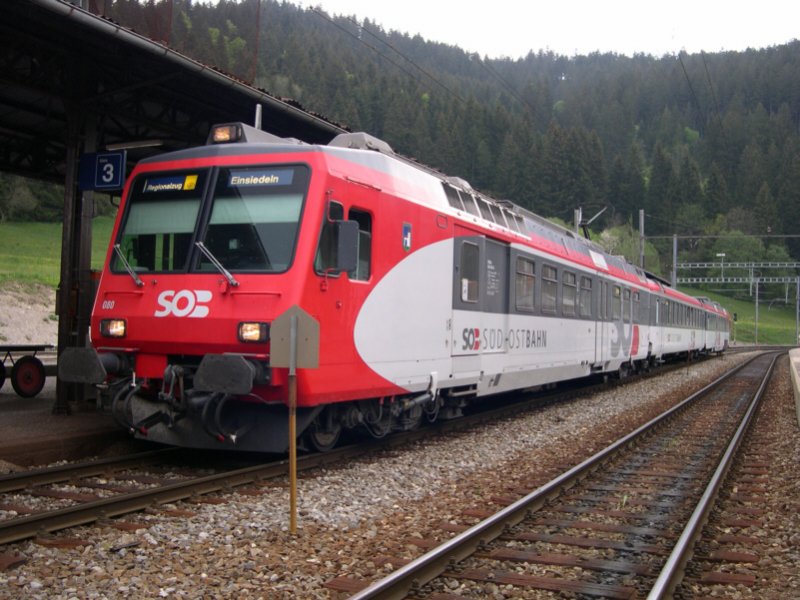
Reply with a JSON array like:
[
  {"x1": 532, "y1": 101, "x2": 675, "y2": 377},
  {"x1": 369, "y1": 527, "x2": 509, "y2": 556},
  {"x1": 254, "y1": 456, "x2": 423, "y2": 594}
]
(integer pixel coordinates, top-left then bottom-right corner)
[
  {"x1": 443, "y1": 185, "x2": 464, "y2": 210},
  {"x1": 348, "y1": 208, "x2": 371, "y2": 281},
  {"x1": 459, "y1": 192, "x2": 479, "y2": 217},
  {"x1": 562, "y1": 271, "x2": 577, "y2": 317},
  {"x1": 612, "y1": 285, "x2": 622, "y2": 320},
  {"x1": 503, "y1": 210, "x2": 519, "y2": 233},
  {"x1": 460, "y1": 242, "x2": 480, "y2": 303},
  {"x1": 579, "y1": 276, "x2": 592, "y2": 318},
  {"x1": 515, "y1": 256, "x2": 535, "y2": 311},
  {"x1": 489, "y1": 204, "x2": 506, "y2": 226},
  {"x1": 623, "y1": 288, "x2": 631, "y2": 322},
  {"x1": 477, "y1": 198, "x2": 494, "y2": 222},
  {"x1": 542, "y1": 265, "x2": 557, "y2": 314}
]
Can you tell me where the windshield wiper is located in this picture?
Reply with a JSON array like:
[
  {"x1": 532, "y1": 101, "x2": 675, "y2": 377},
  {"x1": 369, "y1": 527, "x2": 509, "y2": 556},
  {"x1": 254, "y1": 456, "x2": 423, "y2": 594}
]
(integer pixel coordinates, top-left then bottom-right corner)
[
  {"x1": 195, "y1": 241, "x2": 239, "y2": 287},
  {"x1": 113, "y1": 244, "x2": 144, "y2": 287}
]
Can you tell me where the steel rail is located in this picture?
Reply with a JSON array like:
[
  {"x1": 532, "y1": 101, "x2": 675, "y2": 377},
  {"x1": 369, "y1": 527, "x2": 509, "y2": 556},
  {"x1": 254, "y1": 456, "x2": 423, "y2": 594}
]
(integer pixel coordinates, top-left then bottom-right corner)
[
  {"x1": 0, "y1": 443, "x2": 358, "y2": 545},
  {"x1": 0, "y1": 409, "x2": 508, "y2": 546},
  {"x1": 0, "y1": 448, "x2": 179, "y2": 493},
  {"x1": 347, "y1": 353, "x2": 767, "y2": 600},
  {"x1": 0, "y1": 354, "x2": 726, "y2": 548},
  {"x1": 0, "y1": 357, "x2": 669, "y2": 494},
  {"x1": 648, "y1": 351, "x2": 781, "y2": 598}
]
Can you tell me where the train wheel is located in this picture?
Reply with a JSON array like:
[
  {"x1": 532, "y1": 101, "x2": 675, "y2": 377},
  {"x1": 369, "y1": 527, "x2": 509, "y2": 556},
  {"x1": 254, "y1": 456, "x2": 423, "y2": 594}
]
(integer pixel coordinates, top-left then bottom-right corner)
[
  {"x1": 0, "y1": 362, "x2": 6, "y2": 391},
  {"x1": 306, "y1": 409, "x2": 341, "y2": 452},
  {"x1": 11, "y1": 356, "x2": 46, "y2": 398}
]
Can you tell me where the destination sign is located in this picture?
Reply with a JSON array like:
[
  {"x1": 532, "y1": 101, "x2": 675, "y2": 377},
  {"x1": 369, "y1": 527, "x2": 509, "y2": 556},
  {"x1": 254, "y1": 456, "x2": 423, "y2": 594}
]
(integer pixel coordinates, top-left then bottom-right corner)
[
  {"x1": 143, "y1": 174, "x2": 199, "y2": 193},
  {"x1": 228, "y1": 168, "x2": 294, "y2": 187}
]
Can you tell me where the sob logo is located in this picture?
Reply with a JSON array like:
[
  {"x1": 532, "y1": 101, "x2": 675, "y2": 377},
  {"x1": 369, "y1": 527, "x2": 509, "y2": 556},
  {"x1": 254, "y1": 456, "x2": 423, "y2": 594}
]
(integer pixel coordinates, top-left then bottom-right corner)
[
  {"x1": 154, "y1": 290, "x2": 212, "y2": 318},
  {"x1": 462, "y1": 327, "x2": 481, "y2": 351}
]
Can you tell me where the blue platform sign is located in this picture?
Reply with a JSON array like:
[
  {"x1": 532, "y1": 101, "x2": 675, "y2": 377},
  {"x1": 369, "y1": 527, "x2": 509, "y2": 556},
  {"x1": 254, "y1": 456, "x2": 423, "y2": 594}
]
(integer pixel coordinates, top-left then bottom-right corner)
[{"x1": 79, "y1": 151, "x2": 127, "y2": 191}]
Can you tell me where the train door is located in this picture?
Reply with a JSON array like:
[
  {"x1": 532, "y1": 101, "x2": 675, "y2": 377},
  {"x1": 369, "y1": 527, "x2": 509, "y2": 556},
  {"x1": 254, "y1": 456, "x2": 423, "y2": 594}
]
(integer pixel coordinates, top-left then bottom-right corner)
[
  {"x1": 451, "y1": 229, "x2": 509, "y2": 378},
  {"x1": 578, "y1": 274, "x2": 598, "y2": 366},
  {"x1": 595, "y1": 279, "x2": 609, "y2": 366},
  {"x1": 651, "y1": 287, "x2": 663, "y2": 359}
]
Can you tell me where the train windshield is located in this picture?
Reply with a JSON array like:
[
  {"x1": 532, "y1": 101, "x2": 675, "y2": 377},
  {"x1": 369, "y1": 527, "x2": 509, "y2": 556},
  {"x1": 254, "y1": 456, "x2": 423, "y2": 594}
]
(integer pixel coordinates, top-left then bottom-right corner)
[
  {"x1": 194, "y1": 165, "x2": 309, "y2": 273},
  {"x1": 112, "y1": 170, "x2": 208, "y2": 274},
  {"x1": 112, "y1": 165, "x2": 309, "y2": 276}
]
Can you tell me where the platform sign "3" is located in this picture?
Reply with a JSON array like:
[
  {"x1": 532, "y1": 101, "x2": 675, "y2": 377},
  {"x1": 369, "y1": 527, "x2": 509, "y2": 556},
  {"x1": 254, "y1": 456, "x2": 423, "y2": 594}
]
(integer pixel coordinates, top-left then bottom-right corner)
[{"x1": 78, "y1": 151, "x2": 127, "y2": 191}]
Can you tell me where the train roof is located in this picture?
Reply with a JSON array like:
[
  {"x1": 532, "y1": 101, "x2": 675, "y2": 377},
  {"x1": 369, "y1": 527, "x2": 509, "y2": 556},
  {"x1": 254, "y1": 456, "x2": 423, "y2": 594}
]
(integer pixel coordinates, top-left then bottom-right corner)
[{"x1": 137, "y1": 123, "x2": 726, "y2": 316}]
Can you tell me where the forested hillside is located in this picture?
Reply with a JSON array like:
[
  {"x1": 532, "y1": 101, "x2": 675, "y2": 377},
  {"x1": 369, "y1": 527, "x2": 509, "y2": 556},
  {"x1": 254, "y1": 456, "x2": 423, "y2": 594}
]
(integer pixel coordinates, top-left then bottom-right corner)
[{"x1": 3, "y1": 0, "x2": 800, "y2": 276}]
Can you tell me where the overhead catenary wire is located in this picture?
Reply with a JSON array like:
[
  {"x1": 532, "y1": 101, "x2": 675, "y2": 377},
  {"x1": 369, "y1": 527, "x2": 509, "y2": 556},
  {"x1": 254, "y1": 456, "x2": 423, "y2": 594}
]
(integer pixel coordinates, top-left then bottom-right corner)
[
  {"x1": 343, "y1": 14, "x2": 468, "y2": 106},
  {"x1": 309, "y1": 7, "x2": 466, "y2": 106},
  {"x1": 468, "y1": 54, "x2": 541, "y2": 123},
  {"x1": 700, "y1": 51, "x2": 725, "y2": 131},
  {"x1": 311, "y1": 6, "x2": 543, "y2": 122},
  {"x1": 677, "y1": 50, "x2": 704, "y2": 125}
]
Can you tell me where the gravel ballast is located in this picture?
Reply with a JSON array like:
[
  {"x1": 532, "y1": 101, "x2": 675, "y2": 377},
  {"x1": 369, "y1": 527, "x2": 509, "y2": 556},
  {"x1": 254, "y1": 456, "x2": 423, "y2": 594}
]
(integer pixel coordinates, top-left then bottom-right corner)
[{"x1": 1, "y1": 351, "x2": 798, "y2": 599}]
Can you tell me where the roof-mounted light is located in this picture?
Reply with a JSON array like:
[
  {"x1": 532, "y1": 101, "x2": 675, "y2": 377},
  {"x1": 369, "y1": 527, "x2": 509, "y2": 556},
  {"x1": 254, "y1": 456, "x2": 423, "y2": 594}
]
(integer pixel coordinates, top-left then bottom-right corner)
[
  {"x1": 210, "y1": 124, "x2": 243, "y2": 144},
  {"x1": 206, "y1": 122, "x2": 302, "y2": 146}
]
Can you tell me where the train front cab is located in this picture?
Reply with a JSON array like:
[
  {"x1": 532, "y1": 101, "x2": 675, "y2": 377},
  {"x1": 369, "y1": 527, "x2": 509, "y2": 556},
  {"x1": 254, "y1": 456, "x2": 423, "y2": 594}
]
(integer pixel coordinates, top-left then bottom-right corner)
[{"x1": 58, "y1": 130, "x2": 376, "y2": 452}]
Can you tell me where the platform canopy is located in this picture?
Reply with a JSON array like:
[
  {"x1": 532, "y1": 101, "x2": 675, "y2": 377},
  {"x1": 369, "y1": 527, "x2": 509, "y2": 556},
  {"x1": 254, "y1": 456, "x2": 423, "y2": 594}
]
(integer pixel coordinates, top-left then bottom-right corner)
[
  {"x1": 0, "y1": 0, "x2": 345, "y2": 183},
  {"x1": 0, "y1": 0, "x2": 347, "y2": 412}
]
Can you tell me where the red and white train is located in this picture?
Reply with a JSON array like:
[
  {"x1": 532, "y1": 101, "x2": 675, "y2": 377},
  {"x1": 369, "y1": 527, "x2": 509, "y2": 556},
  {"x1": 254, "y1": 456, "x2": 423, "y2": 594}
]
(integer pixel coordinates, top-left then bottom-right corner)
[{"x1": 60, "y1": 122, "x2": 731, "y2": 452}]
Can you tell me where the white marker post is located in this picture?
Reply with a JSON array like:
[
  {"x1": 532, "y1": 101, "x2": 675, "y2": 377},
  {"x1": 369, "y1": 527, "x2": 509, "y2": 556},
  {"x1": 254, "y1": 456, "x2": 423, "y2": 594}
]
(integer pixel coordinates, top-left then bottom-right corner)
[{"x1": 270, "y1": 306, "x2": 320, "y2": 535}]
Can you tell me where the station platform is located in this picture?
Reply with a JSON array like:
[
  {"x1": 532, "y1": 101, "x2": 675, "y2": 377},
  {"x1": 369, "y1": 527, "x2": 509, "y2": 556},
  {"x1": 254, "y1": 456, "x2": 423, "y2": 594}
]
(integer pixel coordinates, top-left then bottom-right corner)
[
  {"x1": 0, "y1": 375, "x2": 127, "y2": 469},
  {"x1": 790, "y1": 348, "x2": 800, "y2": 427}
]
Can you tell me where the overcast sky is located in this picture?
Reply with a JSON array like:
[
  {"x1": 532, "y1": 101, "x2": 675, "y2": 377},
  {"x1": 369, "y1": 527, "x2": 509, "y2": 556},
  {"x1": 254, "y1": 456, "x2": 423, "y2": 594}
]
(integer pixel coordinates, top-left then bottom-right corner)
[{"x1": 299, "y1": 0, "x2": 799, "y2": 59}]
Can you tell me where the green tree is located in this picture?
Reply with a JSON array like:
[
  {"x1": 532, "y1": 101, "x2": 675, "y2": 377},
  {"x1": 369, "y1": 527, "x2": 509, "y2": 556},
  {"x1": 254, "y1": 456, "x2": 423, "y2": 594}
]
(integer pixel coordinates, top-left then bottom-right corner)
[
  {"x1": 705, "y1": 163, "x2": 731, "y2": 215},
  {"x1": 645, "y1": 144, "x2": 675, "y2": 235},
  {"x1": 753, "y1": 183, "x2": 779, "y2": 236}
]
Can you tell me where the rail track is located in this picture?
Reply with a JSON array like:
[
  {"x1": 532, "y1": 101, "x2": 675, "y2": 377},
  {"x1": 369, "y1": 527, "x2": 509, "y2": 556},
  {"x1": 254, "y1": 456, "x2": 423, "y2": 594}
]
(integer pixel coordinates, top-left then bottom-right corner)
[
  {"x1": 327, "y1": 351, "x2": 780, "y2": 599},
  {"x1": 0, "y1": 354, "x2": 730, "y2": 558}
]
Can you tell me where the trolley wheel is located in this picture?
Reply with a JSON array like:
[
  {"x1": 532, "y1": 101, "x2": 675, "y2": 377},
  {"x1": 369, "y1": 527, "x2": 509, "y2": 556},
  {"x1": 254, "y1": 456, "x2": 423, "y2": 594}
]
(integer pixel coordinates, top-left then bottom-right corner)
[
  {"x1": 11, "y1": 356, "x2": 46, "y2": 398},
  {"x1": 0, "y1": 362, "x2": 5, "y2": 391}
]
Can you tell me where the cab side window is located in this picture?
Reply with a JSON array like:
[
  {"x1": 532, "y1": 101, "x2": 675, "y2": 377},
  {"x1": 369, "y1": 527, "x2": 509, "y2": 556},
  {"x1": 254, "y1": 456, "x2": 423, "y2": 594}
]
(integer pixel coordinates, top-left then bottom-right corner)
[
  {"x1": 348, "y1": 208, "x2": 371, "y2": 281},
  {"x1": 314, "y1": 201, "x2": 344, "y2": 273}
]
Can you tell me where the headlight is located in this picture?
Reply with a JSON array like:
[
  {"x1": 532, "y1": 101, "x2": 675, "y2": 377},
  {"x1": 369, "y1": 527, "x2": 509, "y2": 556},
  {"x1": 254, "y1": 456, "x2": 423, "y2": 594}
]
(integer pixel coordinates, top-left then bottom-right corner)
[
  {"x1": 238, "y1": 322, "x2": 269, "y2": 343},
  {"x1": 100, "y1": 319, "x2": 127, "y2": 338}
]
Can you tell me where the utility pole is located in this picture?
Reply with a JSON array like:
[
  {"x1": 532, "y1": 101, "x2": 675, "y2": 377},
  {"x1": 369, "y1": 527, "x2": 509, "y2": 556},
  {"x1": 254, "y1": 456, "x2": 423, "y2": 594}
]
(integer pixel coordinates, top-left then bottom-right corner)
[
  {"x1": 672, "y1": 234, "x2": 677, "y2": 288},
  {"x1": 639, "y1": 209, "x2": 645, "y2": 269},
  {"x1": 755, "y1": 279, "x2": 759, "y2": 346}
]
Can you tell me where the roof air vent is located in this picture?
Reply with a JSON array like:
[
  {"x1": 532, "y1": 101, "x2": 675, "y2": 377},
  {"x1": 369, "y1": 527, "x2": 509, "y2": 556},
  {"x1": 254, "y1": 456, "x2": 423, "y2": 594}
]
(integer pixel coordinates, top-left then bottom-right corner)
[{"x1": 329, "y1": 132, "x2": 394, "y2": 154}]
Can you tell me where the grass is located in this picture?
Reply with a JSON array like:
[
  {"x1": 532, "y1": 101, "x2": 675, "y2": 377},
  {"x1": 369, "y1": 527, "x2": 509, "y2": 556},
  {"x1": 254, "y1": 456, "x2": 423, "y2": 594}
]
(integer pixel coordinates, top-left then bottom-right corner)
[
  {"x1": 0, "y1": 219, "x2": 797, "y2": 346},
  {"x1": 0, "y1": 217, "x2": 114, "y2": 287}
]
